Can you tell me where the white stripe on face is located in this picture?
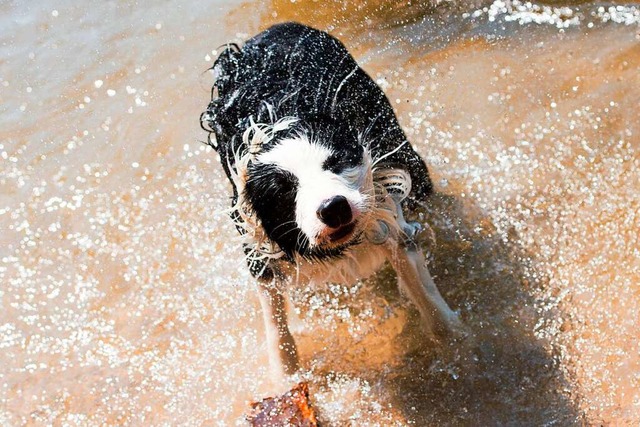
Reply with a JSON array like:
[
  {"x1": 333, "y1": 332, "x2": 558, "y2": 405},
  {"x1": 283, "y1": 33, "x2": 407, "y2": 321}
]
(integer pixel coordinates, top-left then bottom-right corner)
[{"x1": 256, "y1": 134, "x2": 367, "y2": 246}]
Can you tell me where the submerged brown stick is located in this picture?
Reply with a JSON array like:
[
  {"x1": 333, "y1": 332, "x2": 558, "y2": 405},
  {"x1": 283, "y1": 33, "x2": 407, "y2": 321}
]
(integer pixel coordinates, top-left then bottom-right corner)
[{"x1": 247, "y1": 382, "x2": 319, "y2": 426}]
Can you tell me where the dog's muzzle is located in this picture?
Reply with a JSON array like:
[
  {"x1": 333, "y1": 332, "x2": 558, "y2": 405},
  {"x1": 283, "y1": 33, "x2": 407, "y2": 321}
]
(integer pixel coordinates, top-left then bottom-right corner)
[
  {"x1": 316, "y1": 195, "x2": 358, "y2": 244},
  {"x1": 316, "y1": 195, "x2": 352, "y2": 228}
]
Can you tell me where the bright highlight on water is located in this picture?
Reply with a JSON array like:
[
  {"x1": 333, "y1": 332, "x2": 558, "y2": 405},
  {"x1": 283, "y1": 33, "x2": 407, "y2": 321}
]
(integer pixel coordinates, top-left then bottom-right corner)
[{"x1": 1, "y1": 1, "x2": 639, "y2": 425}]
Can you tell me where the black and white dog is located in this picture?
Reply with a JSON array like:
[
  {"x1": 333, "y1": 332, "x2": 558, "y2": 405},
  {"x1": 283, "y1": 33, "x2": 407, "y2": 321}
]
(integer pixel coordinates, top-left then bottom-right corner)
[{"x1": 202, "y1": 22, "x2": 463, "y2": 380}]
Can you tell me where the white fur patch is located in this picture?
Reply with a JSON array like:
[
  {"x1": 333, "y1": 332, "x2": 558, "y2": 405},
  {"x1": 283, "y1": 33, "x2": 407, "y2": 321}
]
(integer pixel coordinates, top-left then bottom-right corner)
[{"x1": 256, "y1": 135, "x2": 369, "y2": 246}]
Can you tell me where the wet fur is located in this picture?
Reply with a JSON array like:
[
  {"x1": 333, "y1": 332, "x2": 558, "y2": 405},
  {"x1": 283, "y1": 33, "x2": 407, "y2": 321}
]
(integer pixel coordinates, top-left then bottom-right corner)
[{"x1": 201, "y1": 22, "x2": 463, "y2": 380}]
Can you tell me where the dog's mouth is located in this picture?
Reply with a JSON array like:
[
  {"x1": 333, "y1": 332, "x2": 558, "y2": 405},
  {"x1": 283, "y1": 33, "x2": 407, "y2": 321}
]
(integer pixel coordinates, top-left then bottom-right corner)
[{"x1": 328, "y1": 222, "x2": 357, "y2": 244}]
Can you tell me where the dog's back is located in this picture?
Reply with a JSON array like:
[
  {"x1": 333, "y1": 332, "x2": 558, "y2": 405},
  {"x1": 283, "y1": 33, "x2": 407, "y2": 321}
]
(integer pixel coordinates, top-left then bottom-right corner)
[{"x1": 204, "y1": 22, "x2": 433, "y2": 204}]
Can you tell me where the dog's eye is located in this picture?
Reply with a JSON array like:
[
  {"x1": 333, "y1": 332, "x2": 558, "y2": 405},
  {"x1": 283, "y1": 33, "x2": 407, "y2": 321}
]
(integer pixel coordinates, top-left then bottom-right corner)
[
  {"x1": 244, "y1": 163, "x2": 299, "y2": 237},
  {"x1": 246, "y1": 164, "x2": 298, "y2": 200},
  {"x1": 323, "y1": 148, "x2": 363, "y2": 174}
]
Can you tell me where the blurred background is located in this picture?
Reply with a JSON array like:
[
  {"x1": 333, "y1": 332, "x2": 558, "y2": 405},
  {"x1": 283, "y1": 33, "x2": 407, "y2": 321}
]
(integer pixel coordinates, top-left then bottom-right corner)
[{"x1": 1, "y1": 0, "x2": 639, "y2": 425}]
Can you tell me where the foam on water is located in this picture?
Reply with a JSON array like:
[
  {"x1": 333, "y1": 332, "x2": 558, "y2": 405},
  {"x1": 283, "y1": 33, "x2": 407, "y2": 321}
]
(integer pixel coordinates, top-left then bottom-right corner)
[{"x1": 1, "y1": 0, "x2": 639, "y2": 425}]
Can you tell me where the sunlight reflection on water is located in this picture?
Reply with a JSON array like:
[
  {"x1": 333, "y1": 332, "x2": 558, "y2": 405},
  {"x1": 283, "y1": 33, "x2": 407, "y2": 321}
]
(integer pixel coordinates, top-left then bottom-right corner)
[{"x1": 1, "y1": 1, "x2": 639, "y2": 425}]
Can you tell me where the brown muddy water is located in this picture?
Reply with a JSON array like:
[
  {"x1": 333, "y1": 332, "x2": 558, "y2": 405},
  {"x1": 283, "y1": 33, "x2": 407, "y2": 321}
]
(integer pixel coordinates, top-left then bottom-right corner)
[{"x1": 1, "y1": 1, "x2": 639, "y2": 425}]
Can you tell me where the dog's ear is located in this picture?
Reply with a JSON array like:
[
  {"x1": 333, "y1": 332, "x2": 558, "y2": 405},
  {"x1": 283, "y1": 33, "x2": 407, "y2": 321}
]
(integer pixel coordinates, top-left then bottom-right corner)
[
  {"x1": 243, "y1": 244, "x2": 275, "y2": 281},
  {"x1": 211, "y1": 44, "x2": 242, "y2": 96},
  {"x1": 201, "y1": 46, "x2": 244, "y2": 152},
  {"x1": 377, "y1": 139, "x2": 434, "y2": 202}
]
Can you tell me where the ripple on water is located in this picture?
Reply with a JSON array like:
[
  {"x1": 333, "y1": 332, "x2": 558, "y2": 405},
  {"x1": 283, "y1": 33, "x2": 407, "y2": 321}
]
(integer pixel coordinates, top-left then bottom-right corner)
[{"x1": 1, "y1": 0, "x2": 640, "y2": 425}]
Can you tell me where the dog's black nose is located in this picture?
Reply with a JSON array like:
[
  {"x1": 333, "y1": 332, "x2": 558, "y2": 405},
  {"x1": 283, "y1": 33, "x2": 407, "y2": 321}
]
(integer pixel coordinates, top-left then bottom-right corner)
[{"x1": 317, "y1": 196, "x2": 352, "y2": 228}]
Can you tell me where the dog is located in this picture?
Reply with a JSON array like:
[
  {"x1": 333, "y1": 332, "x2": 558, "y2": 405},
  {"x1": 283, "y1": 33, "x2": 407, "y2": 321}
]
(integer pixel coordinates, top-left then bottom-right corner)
[{"x1": 201, "y1": 22, "x2": 464, "y2": 380}]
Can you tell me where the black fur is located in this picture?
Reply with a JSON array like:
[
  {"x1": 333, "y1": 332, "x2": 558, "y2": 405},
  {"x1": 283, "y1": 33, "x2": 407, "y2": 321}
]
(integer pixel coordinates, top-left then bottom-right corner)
[{"x1": 202, "y1": 22, "x2": 433, "y2": 278}]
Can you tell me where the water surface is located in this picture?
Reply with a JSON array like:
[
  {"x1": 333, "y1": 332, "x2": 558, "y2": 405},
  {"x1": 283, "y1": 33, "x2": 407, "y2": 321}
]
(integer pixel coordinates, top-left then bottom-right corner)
[{"x1": 1, "y1": 0, "x2": 639, "y2": 425}]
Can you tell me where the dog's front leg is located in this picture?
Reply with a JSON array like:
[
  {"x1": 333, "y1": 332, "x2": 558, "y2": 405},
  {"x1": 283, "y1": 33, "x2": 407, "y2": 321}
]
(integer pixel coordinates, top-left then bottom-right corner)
[
  {"x1": 257, "y1": 280, "x2": 300, "y2": 380},
  {"x1": 385, "y1": 242, "x2": 464, "y2": 340}
]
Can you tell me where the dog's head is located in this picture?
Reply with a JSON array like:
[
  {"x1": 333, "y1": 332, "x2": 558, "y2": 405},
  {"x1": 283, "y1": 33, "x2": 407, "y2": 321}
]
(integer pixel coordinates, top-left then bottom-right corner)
[{"x1": 235, "y1": 117, "x2": 375, "y2": 260}]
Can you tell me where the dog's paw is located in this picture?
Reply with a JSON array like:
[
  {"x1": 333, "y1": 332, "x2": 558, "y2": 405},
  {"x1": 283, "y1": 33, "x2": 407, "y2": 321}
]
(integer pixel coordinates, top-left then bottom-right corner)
[
  {"x1": 401, "y1": 220, "x2": 422, "y2": 239},
  {"x1": 450, "y1": 321, "x2": 473, "y2": 344},
  {"x1": 431, "y1": 311, "x2": 471, "y2": 344}
]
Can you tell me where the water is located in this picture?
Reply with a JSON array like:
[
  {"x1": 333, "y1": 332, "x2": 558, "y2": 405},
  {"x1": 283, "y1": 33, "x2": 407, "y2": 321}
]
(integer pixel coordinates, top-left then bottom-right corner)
[{"x1": 1, "y1": 1, "x2": 639, "y2": 425}]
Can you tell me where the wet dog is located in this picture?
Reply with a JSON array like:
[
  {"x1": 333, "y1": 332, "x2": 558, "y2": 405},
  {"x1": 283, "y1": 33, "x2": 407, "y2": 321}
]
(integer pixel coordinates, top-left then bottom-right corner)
[{"x1": 201, "y1": 22, "x2": 463, "y2": 380}]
